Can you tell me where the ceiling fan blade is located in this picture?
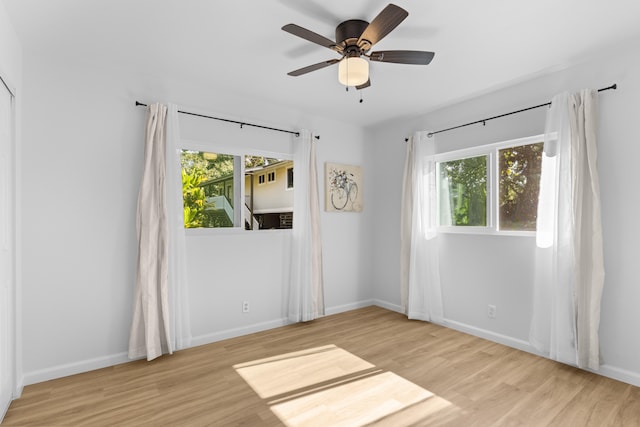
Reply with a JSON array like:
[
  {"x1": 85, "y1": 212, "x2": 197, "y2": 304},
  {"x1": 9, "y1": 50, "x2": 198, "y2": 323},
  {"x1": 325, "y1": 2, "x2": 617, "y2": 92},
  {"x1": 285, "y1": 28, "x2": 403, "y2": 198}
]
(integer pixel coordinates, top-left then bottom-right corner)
[
  {"x1": 282, "y1": 24, "x2": 340, "y2": 51},
  {"x1": 287, "y1": 59, "x2": 340, "y2": 76},
  {"x1": 356, "y1": 79, "x2": 371, "y2": 90},
  {"x1": 369, "y1": 50, "x2": 435, "y2": 65},
  {"x1": 358, "y1": 4, "x2": 408, "y2": 48}
]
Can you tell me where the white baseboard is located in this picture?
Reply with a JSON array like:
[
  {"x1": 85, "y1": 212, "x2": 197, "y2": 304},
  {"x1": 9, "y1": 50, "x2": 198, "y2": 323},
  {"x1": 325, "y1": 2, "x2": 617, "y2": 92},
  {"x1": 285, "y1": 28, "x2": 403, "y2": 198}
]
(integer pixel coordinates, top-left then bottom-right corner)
[
  {"x1": 15, "y1": 307, "x2": 330, "y2": 386},
  {"x1": 21, "y1": 302, "x2": 375, "y2": 386},
  {"x1": 1, "y1": 378, "x2": 24, "y2": 420},
  {"x1": 22, "y1": 318, "x2": 293, "y2": 387},
  {"x1": 21, "y1": 300, "x2": 640, "y2": 390},
  {"x1": 192, "y1": 300, "x2": 378, "y2": 348},
  {"x1": 325, "y1": 300, "x2": 374, "y2": 316},
  {"x1": 373, "y1": 298, "x2": 640, "y2": 388},
  {"x1": 1, "y1": 399, "x2": 10, "y2": 424},
  {"x1": 13, "y1": 382, "x2": 23, "y2": 399},
  {"x1": 371, "y1": 298, "x2": 543, "y2": 357},
  {"x1": 23, "y1": 352, "x2": 131, "y2": 386},
  {"x1": 596, "y1": 364, "x2": 640, "y2": 388},
  {"x1": 372, "y1": 299, "x2": 403, "y2": 314},
  {"x1": 372, "y1": 298, "x2": 535, "y2": 353},
  {"x1": 190, "y1": 318, "x2": 290, "y2": 348},
  {"x1": 442, "y1": 319, "x2": 640, "y2": 387},
  {"x1": 442, "y1": 319, "x2": 538, "y2": 355}
]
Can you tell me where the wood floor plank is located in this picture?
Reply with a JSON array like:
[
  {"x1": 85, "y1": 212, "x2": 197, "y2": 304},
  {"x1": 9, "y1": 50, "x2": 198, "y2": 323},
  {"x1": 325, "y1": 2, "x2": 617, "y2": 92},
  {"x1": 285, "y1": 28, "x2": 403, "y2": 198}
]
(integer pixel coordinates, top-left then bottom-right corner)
[
  {"x1": 611, "y1": 385, "x2": 640, "y2": 427},
  {"x1": 547, "y1": 374, "x2": 631, "y2": 427},
  {"x1": 493, "y1": 375, "x2": 585, "y2": 426},
  {"x1": 3, "y1": 306, "x2": 639, "y2": 426}
]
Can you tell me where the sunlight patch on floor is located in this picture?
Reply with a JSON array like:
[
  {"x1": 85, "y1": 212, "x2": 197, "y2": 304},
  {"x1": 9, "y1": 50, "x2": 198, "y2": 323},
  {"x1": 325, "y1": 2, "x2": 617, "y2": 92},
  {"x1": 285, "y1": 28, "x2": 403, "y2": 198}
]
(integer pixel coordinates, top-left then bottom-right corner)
[
  {"x1": 271, "y1": 370, "x2": 434, "y2": 427},
  {"x1": 234, "y1": 345, "x2": 457, "y2": 427},
  {"x1": 234, "y1": 345, "x2": 375, "y2": 399}
]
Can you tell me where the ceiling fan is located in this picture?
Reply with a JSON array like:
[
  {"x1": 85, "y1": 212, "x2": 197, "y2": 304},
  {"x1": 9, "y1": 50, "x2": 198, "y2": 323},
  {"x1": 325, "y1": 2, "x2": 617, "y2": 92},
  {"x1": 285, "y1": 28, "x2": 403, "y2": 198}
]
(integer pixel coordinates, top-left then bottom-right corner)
[{"x1": 282, "y1": 3, "x2": 435, "y2": 89}]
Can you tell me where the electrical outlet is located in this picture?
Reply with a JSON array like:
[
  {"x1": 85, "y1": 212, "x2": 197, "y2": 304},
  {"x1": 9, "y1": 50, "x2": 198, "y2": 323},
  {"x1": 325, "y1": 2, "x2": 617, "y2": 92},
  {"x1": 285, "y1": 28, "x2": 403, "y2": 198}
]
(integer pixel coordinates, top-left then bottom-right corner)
[
  {"x1": 242, "y1": 301, "x2": 250, "y2": 313},
  {"x1": 487, "y1": 304, "x2": 496, "y2": 319}
]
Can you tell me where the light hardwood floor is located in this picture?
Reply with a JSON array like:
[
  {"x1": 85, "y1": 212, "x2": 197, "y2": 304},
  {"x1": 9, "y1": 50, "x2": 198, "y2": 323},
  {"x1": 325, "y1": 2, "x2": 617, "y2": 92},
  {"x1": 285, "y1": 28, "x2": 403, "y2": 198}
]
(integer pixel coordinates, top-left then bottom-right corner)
[{"x1": 3, "y1": 306, "x2": 640, "y2": 426}]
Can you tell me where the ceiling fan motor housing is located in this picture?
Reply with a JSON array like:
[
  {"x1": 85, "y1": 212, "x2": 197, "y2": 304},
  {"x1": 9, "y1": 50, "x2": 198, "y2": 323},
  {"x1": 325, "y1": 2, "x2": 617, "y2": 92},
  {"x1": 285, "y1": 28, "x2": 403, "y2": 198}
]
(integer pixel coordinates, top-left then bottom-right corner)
[{"x1": 336, "y1": 19, "x2": 371, "y2": 53}]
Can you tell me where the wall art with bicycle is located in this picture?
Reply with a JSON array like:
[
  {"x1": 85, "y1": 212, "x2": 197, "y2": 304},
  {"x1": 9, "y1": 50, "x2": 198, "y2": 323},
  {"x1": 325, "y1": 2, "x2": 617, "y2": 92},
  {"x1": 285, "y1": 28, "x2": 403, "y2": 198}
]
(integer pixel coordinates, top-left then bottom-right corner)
[{"x1": 325, "y1": 162, "x2": 363, "y2": 212}]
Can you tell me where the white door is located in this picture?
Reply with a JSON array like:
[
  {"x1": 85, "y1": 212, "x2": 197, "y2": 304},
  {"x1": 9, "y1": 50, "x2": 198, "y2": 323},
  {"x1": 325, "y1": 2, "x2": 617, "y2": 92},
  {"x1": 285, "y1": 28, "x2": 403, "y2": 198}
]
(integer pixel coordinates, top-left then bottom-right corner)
[{"x1": 0, "y1": 82, "x2": 14, "y2": 419}]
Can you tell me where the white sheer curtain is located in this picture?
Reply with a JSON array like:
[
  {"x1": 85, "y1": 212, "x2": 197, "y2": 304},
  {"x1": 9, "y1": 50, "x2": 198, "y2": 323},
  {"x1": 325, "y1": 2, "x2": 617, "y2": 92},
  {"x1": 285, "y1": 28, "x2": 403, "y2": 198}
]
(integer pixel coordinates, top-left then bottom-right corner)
[
  {"x1": 530, "y1": 90, "x2": 604, "y2": 370},
  {"x1": 165, "y1": 104, "x2": 192, "y2": 351},
  {"x1": 400, "y1": 131, "x2": 444, "y2": 322},
  {"x1": 129, "y1": 103, "x2": 191, "y2": 360},
  {"x1": 288, "y1": 130, "x2": 325, "y2": 322}
]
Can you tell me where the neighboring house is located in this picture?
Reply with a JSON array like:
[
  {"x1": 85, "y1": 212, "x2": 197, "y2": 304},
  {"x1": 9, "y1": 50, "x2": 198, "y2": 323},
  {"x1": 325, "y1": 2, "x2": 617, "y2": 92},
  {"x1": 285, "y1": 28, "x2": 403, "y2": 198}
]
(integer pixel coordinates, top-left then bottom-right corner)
[
  {"x1": 246, "y1": 159, "x2": 294, "y2": 229},
  {"x1": 199, "y1": 160, "x2": 293, "y2": 229},
  {"x1": 199, "y1": 174, "x2": 235, "y2": 228}
]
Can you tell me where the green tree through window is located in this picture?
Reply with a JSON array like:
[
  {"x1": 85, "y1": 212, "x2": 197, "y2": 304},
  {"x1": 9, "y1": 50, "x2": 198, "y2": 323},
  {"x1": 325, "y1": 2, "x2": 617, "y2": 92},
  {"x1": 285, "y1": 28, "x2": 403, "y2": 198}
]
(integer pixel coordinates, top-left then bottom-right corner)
[
  {"x1": 436, "y1": 137, "x2": 543, "y2": 232},
  {"x1": 498, "y1": 142, "x2": 543, "y2": 230},
  {"x1": 439, "y1": 155, "x2": 487, "y2": 226},
  {"x1": 180, "y1": 150, "x2": 235, "y2": 228}
]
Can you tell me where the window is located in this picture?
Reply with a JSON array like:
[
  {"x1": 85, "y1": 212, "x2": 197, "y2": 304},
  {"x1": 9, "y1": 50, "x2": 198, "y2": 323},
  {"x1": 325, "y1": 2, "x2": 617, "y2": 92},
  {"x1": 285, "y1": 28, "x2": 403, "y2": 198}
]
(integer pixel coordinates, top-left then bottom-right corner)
[
  {"x1": 438, "y1": 155, "x2": 487, "y2": 227},
  {"x1": 436, "y1": 135, "x2": 543, "y2": 234},
  {"x1": 180, "y1": 150, "x2": 294, "y2": 231},
  {"x1": 181, "y1": 150, "x2": 238, "y2": 229},
  {"x1": 498, "y1": 142, "x2": 543, "y2": 231},
  {"x1": 287, "y1": 167, "x2": 294, "y2": 189}
]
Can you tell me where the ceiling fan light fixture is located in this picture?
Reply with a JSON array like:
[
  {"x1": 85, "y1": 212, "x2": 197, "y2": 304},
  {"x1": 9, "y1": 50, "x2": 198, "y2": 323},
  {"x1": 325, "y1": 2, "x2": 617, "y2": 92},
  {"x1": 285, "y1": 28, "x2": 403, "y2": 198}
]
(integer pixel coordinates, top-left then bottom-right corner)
[{"x1": 338, "y1": 56, "x2": 369, "y2": 87}]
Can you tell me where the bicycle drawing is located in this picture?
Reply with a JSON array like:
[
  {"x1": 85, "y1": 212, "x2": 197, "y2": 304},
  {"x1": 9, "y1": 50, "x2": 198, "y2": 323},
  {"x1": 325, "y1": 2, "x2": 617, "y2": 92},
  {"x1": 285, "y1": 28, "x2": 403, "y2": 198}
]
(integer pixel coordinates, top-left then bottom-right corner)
[{"x1": 326, "y1": 163, "x2": 363, "y2": 212}]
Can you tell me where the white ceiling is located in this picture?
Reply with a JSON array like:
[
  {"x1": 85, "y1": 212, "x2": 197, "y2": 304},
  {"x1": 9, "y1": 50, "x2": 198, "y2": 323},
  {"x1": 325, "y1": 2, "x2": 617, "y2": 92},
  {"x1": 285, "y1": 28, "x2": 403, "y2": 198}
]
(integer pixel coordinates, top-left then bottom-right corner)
[{"x1": 5, "y1": 0, "x2": 640, "y2": 127}]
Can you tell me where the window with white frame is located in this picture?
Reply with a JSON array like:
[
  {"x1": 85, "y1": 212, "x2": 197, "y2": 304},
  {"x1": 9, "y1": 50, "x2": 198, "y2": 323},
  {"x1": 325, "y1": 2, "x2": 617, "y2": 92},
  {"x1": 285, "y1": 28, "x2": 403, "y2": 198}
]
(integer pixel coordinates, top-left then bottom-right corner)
[
  {"x1": 436, "y1": 135, "x2": 543, "y2": 233},
  {"x1": 180, "y1": 150, "x2": 294, "y2": 230}
]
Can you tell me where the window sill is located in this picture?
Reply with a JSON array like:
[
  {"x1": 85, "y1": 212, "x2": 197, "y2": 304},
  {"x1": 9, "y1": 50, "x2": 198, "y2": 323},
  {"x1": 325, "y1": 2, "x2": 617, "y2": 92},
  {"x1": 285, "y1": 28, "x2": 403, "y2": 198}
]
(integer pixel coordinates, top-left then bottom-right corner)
[
  {"x1": 437, "y1": 227, "x2": 536, "y2": 237},
  {"x1": 184, "y1": 227, "x2": 292, "y2": 237}
]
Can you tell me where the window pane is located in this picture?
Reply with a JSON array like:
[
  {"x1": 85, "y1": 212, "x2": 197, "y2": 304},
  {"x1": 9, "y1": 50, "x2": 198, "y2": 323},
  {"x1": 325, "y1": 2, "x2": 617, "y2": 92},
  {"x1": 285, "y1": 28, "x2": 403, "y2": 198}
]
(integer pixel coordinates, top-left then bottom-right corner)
[
  {"x1": 498, "y1": 142, "x2": 543, "y2": 231},
  {"x1": 181, "y1": 150, "x2": 236, "y2": 228},
  {"x1": 438, "y1": 155, "x2": 487, "y2": 226},
  {"x1": 245, "y1": 158, "x2": 294, "y2": 230}
]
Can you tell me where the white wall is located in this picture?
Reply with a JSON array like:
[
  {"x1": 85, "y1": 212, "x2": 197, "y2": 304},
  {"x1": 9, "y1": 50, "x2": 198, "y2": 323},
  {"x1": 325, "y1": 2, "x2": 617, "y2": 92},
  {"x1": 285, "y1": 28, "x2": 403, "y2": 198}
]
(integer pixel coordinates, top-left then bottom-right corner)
[
  {"x1": 0, "y1": 0, "x2": 22, "y2": 411},
  {"x1": 368, "y1": 37, "x2": 640, "y2": 386},
  {"x1": 19, "y1": 52, "x2": 373, "y2": 385}
]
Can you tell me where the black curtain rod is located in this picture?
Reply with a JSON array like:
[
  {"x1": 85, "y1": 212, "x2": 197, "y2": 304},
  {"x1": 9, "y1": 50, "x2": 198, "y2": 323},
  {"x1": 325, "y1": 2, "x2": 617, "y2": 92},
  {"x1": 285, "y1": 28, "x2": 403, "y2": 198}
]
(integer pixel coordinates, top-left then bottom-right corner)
[
  {"x1": 402, "y1": 84, "x2": 617, "y2": 141},
  {"x1": 135, "y1": 101, "x2": 320, "y2": 139}
]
